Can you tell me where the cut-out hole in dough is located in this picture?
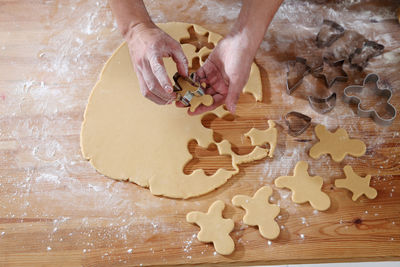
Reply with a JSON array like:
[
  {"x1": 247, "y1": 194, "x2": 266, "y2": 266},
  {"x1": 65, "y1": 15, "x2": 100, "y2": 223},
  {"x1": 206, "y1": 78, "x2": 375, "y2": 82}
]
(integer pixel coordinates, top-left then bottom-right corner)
[
  {"x1": 180, "y1": 25, "x2": 215, "y2": 52},
  {"x1": 183, "y1": 140, "x2": 235, "y2": 176}
]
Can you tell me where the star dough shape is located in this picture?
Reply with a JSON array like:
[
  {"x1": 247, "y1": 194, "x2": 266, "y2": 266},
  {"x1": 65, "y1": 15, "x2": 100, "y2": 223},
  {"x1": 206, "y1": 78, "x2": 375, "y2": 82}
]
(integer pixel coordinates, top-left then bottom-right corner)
[
  {"x1": 186, "y1": 200, "x2": 235, "y2": 255},
  {"x1": 232, "y1": 186, "x2": 280, "y2": 239},
  {"x1": 274, "y1": 161, "x2": 331, "y2": 211},
  {"x1": 244, "y1": 120, "x2": 277, "y2": 157},
  {"x1": 80, "y1": 22, "x2": 264, "y2": 199},
  {"x1": 335, "y1": 165, "x2": 377, "y2": 201},
  {"x1": 309, "y1": 124, "x2": 366, "y2": 162}
]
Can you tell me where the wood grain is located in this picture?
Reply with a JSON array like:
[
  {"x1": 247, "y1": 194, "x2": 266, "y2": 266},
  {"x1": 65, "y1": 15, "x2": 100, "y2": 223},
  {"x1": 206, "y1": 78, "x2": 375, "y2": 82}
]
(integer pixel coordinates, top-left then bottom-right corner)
[{"x1": 0, "y1": 0, "x2": 399, "y2": 266}]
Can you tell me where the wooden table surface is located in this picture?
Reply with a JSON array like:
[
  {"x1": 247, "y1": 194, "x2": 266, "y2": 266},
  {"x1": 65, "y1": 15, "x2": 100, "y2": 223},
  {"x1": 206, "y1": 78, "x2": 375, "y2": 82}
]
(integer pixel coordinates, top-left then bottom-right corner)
[{"x1": 1, "y1": 0, "x2": 399, "y2": 266}]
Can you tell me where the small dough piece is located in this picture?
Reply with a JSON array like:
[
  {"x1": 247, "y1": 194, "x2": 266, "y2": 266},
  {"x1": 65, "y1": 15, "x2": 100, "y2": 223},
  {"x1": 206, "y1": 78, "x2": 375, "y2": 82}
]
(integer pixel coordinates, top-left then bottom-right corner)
[
  {"x1": 309, "y1": 124, "x2": 366, "y2": 162},
  {"x1": 274, "y1": 161, "x2": 331, "y2": 211},
  {"x1": 189, "y1": 95, "x2": 213, "y2": 112},
  {"x1": 335, "y1": 165, "x2": 377, "y2": 201},
  {"x1": 217, "y1": 140, "x2": 269, "y2": 171},
  {"x1": 244, "y1": 120, "x2": 277, "y2": 157},
  {"x1": 186, "y1": 200, "x2": 235, "y2": 255},
  {"x1": 232, "y1": 186, "x2": 280, "y2": 240}
]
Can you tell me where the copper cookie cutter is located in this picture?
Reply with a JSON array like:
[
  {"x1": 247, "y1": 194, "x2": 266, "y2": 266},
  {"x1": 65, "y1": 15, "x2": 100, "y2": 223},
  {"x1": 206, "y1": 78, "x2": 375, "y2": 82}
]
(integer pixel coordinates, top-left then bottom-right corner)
[
  {"x1": 343, "y1": 73, "x2": 397, "y2": 126},
  {"x1": 173, "y1": 72, "x2": 206, "y2": 106}
]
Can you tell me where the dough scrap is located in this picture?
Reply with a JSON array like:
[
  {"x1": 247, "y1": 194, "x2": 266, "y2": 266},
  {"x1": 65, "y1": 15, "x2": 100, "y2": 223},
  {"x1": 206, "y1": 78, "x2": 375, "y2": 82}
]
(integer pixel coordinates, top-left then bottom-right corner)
[
  {"x1": 274, "y1": 161, "x2": 331, "y2": 211},
  {"x1": 244, "y1": 120, "x2": 277, "y2": 157},
  {"x1": 232, "y1": 186, "x2": 280, "y2": 240},
  {"x1": 217, "y1": 140, "x2": 269, "y2": 171},
  {"x1": 186, "y1": 200, "x2": 235, "y2": 255},
  {"x1": 80, "y1": 22, "x2": 263, "y2": 199},
  {"x1": 335, "y1": 165, "x2": 377, "y2": 201},
  {"x1": 309, "y1": 124, "x2": 366, "y2": 162}
]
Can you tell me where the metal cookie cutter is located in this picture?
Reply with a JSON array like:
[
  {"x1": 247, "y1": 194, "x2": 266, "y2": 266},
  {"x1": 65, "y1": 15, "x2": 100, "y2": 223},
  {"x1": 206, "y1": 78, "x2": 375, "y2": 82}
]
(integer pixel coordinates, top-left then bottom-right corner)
[
  {"x1": 343, "y1": 73, "x2": 397, "y2": 126},
  {"x1": 286, "y1": 57, "x2": 311, "y2": 95},
  {"x1": 308, "y1": 92, "x2": 337, "y2": 114},
  {"x1": 173, "y1": 72, "x2": 206, "y2": 106},
  {"x1": 349, "y1": 40, "x2": 385, "y2": 71},
  {"x1": 312, "y1": 58, "x2": 348, "y2": 88},
  {"x1": 284, "y1": 111, "x2": 312, "y2": 137},
  {"x1": 316, "y1": 19, "x2": 345, "y2": 48}
]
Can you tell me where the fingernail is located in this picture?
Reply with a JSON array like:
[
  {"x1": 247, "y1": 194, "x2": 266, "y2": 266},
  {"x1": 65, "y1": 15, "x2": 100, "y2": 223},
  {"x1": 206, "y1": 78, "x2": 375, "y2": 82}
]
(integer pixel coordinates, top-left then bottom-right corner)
[{"x1": 165, "y1": 85, "x2": 173, "y2": 93}]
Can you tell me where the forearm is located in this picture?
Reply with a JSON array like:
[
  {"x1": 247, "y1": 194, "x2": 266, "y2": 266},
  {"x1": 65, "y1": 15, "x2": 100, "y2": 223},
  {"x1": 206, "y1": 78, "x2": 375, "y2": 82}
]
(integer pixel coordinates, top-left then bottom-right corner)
[
  {"x1": 109, "y1": 0, "x2": 155, "y2": 38},
  {"x1": 231, "y1": 0, "x2": 283, "y2": 56}
]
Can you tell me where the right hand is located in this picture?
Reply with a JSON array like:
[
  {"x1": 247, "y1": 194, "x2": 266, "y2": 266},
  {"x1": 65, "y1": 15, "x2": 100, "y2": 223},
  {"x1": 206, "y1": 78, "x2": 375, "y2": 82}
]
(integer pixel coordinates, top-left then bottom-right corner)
[{"x1": 126, "y1": 22, "x2": 188, "y2": 105}]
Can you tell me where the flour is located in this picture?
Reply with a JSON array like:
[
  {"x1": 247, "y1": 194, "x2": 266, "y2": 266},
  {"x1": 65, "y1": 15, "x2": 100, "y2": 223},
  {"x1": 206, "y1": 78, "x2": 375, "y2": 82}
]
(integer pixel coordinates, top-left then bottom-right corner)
[{"x1": 1, "y1": 0, "x2": 398, "y2": 264}]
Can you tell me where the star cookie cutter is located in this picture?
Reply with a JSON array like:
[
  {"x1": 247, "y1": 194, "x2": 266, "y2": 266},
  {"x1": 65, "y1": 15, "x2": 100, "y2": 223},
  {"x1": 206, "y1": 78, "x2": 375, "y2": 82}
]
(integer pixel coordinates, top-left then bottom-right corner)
[
  {"x1": 312, "y1": 58, "x2": 348, "y2": 88},
  {"x1": 173, "y1": 72, "x2": 206, "y2": 106},
  {"x1": 349, "y1": 40, "x2": 385, "y2": 71},
  {"x1": 308, "y1": 92, "x2": 337, "y2": 114},
  {"x1": 343, "y1": 73, "x2": 397, "y2": 126},
  {"x1": 284, "y1": 111, "x2": 312, "y2": 137},
  {"x1": 316, "y1": 19, "x2": 345, "y2": 48}
]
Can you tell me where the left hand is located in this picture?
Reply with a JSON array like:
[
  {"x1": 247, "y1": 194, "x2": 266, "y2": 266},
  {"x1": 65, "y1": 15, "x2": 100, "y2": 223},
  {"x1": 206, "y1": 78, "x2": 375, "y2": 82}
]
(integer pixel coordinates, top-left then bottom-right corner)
[{"x1": 188, "y1": 33, "x2": 255, "y2": 115}]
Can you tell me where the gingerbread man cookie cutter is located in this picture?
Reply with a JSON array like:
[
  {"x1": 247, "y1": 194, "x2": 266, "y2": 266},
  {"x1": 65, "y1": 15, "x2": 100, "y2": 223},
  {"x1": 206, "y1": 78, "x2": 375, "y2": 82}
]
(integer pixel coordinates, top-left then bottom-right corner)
[
  {"x1": 173, "y1": 72, "x2": 213, "y2": 111},
  {"x1": 343, "y1": 73, "x2": 397, "y2": 126}
]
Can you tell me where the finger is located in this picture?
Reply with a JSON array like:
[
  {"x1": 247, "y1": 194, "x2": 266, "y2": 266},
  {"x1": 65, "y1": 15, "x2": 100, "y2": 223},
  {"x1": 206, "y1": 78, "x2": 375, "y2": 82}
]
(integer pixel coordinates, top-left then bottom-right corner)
[
  {"x1": 141, "y1": 60, "x2": 174, "y2": 101},
  {"x1": 136, "y1": 70, "x2": 169, "y2": 105},
  {"x1": 205, "y1": 87, "x2": 216, "y2": 95},
  {"x1": 188, "y1": 93, "x2": 225, "y2": 116},
  {"x1": 171, "y1": 44, "x2": 189, "y2": 77},
  {"x1": 175, "y1": 101, "x2": 186, "y2": 108},
  {"x1": 148, "y1": 53, "x2": 174, "y2": 94},
  {"x1": 225, "y1": 84, "x2": 242, "y2": 114}
]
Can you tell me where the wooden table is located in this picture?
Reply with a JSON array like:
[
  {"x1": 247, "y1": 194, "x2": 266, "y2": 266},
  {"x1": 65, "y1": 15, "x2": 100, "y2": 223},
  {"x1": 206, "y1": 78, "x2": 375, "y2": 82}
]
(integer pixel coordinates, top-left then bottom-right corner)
[{"x1": 1, "y1": 0, "x2": 399, "y2": 266}]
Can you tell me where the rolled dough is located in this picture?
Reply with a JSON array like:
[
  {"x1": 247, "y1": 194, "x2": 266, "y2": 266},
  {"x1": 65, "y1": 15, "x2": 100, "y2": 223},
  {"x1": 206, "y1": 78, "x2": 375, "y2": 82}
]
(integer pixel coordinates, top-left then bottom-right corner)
[{"x1": 80, "y1": 22, "x2": 263, "y2": 199}]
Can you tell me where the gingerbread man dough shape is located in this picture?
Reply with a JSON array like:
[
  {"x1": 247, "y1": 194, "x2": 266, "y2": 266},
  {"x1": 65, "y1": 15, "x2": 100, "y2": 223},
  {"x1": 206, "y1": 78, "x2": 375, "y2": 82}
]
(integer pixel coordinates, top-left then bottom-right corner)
[
  {"x1": 274, "y1": 161, "x2": 331, "y2": 211},
  {"x1": 174, "y1": 72, "x2": 213, "y2": 113},
  {"x1": 245, "y1": 120, "x2": 277, "y2": 157},
  {"x1": 232, "y1": 186, "x2": 280, "y2": 240},
  {"x1": 309, "y1": 124, "x2": 366, "y2": 162},
  {"x1": 186, "y1": 200, "x2": 235, "y2": 255},
  {"x1": 335, "y1": 165, "x2": 377, "y2": 201}
]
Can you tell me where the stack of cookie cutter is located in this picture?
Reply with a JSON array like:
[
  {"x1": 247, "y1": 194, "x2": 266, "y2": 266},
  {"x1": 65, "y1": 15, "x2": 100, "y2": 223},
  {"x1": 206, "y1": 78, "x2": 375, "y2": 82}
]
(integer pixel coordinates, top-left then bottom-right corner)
[
  {"x1": 343, "y1": 73, "x2": 397, "y2": 126},
  {"x1": 285, "y1": 56, "x2": 346, "y2": 114},
  {"x1": 173, "y1": 72, "x2": 206, "y2": 106}
]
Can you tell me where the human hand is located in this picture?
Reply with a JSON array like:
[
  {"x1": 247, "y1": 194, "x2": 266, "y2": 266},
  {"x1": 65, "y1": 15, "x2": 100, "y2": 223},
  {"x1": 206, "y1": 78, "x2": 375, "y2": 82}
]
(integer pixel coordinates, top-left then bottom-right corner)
[
  {"x1": 126, "y1": 23, "x2": 188, "y2": 105},
  {"x1": 190, "y1": 33, "x2": 255, "y2": 115}
]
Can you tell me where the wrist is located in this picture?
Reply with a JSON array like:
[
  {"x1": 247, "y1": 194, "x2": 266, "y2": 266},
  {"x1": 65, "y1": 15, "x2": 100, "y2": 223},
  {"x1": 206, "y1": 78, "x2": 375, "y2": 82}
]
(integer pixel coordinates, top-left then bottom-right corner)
[
  {"x1": 227, "y1": 29, "x2": 259, "y2": 58},
  {"x1": 124, "y1": 20, "x2": 157, "y2": 40}
]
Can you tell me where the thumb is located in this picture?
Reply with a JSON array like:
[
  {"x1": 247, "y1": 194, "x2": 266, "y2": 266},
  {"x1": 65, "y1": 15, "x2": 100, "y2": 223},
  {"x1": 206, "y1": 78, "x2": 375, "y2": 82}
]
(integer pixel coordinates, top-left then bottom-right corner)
[{"x1": 225, "y1": 83, "x2": 242, "y2": 114}]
